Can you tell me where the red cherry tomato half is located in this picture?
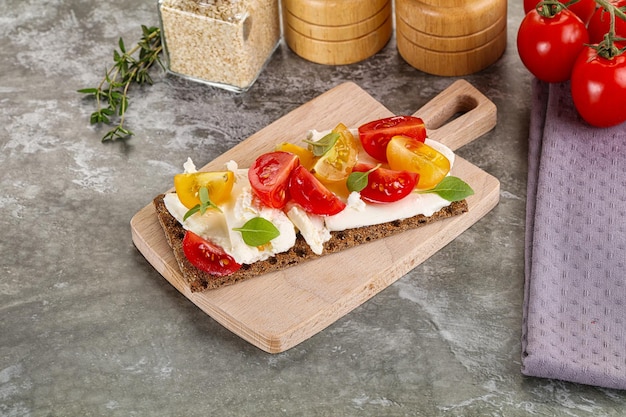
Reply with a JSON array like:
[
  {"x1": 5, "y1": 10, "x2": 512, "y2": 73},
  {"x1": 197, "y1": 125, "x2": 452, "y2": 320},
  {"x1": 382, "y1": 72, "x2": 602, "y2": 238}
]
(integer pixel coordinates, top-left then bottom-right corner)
[
  {"x1": 517, "y1": 7, "x2": 589, "y2": 83},
  {"x1": 588, "y1": 0, "x2": 626, "y2": 48},
  {"x1": 289, "y1": 165, "x2": 346, "y2": 215},
  {"x1": 357, "y1": 116, "x2": 426, "y2": 163},
  {"x1": 571, "y1": 46, "x2": 626, "y2": 127},
  {"x1": 524, "y1": 0, "x2": 596, "y2": 25},
  {"x1": 182, "y1": 231, "x2": 241, "y2": 276},
  {"x1": 248, "y1": 151, "x2": 300, "y2": 208},
  {"x1": 352, "y1": 163, "x2": 418, "y2": 204}
]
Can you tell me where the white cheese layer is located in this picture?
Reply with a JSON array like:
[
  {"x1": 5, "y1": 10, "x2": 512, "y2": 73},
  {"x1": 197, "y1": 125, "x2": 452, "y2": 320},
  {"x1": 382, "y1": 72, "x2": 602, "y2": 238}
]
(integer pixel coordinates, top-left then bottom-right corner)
[
  {"x1": 324, "y1": 191, "x2": 449, "y2": 231},
  {"x1": 286, "y1": 203, "x2": 331, "y2": 255}
]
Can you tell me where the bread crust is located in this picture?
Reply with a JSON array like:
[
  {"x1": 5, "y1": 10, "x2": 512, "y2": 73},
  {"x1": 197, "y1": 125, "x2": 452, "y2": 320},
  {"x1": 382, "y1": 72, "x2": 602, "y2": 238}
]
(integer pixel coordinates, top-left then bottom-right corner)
[{"x1": 153, "y1": 193, "x2": 468, "y2": 292}]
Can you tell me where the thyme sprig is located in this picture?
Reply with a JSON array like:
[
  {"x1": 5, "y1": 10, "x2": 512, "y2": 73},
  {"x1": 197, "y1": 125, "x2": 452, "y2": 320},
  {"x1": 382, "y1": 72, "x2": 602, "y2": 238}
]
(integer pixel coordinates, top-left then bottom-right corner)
[{"x1": 78, "y1": 25, "x2": 164, "y2": 142}]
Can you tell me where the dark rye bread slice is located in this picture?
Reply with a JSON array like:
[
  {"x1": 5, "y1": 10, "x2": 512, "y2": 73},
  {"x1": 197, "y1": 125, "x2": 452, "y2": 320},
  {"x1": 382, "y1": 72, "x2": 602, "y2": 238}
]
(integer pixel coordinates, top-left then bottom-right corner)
[{"x1": 153, "y1": 193, "x2": 468, "y2": 292}]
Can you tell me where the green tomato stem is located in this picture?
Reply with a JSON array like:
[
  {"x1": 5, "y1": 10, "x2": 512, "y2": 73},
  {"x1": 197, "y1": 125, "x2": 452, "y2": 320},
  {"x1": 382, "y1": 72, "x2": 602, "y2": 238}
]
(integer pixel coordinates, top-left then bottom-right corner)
[
  {"x1": 593, "y1": 0, "x2": 626, "y2": 59},
  {"x1": 536, "y1": 1, "x2": 566, "y2": 18}
]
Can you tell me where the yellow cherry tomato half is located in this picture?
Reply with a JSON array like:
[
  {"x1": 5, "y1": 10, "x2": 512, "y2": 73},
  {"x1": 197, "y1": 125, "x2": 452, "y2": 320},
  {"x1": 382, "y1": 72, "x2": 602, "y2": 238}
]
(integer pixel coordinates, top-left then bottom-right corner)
[
  {"x1": 312, "y1": 123, "x2": 359, "y2": 183},
  {"x1": 386, "y1": 135, "x2": 450, "y2": 190},
  {"x1": 174, "y1": 171, "x2": 235, "y2": 209},
  {"x1": 275, "y1": 142, "x2": 315, "y2": 170}
]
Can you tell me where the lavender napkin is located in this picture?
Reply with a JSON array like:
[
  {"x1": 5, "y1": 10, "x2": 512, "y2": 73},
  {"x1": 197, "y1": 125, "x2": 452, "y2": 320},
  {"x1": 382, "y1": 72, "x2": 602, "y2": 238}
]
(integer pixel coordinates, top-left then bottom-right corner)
[{"x1": 522, "y1": 79, "x2": 626, "y2": 390}]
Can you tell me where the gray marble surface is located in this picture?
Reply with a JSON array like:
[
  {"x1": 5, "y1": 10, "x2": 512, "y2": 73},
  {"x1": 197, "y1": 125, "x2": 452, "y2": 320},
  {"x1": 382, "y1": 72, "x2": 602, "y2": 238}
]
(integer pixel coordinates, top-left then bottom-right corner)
[{"x1": 2, "y1": 1, "x2": 625, "y2": 416}]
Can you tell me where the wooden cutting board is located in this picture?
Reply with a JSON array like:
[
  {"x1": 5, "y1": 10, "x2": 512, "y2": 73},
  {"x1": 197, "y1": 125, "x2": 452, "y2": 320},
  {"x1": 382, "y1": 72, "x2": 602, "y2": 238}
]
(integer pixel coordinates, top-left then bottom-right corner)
[{"x1": 130, "y1": 79, "x2": 500, "y2": 353}]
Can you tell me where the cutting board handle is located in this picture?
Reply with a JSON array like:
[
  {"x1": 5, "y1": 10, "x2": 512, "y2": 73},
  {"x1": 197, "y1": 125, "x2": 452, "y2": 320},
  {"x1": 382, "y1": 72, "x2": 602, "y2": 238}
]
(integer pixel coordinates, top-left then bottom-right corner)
[{"x1": 412, "y1": 79, "x2": 497, "y2": 151}]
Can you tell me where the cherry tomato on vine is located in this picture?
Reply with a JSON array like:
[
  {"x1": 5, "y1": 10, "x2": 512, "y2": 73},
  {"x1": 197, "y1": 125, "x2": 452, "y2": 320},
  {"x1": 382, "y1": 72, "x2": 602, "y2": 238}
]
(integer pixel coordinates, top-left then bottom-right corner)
[
  {"x1": 523, "y1": 0, "x2": 596, "y2": 25},
  {"x1": 588, "y1": 0, "x2": 626, "y2": 48},
  {"x1": 289, "y1": 165, "x2": 346, "y2": 215},
  {"x1": 517, "y1": 7, "x2": 589, "y2": 83},
  {"x1": 357, "y1": 116, "x2": 426, "y2": 163},
  {"x1": 352, "y1": 163, "x2": 418, "y2": 203},
  {"x1": 386, "y1": 136, "x2": 450, "y2": 190},
  {"x1": 183, "y1": 231, "x2": 241, "y2": 276},
  {"x1": 571, "y1": 46, "x2": 626, "y2": 127},
  {"x1": 249, "y1": 151, "x2": 300, "y2": 208}
]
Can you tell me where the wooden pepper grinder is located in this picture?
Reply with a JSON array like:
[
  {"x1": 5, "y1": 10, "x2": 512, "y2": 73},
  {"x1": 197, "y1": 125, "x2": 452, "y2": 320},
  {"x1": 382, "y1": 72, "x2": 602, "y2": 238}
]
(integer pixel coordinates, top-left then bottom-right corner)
[
  {"x1": 281, "y1": 0, "x2": 393, "y2": 65},
  {"x1": 395, "y1": 0, "x2": 507, "y2": 76}
]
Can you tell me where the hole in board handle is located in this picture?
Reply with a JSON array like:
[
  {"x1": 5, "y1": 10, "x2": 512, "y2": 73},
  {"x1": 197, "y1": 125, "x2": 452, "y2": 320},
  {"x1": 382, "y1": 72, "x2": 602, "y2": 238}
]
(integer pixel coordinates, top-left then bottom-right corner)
[{"x1": 423, "y1": 94, "x2": 479, "y2": 131}]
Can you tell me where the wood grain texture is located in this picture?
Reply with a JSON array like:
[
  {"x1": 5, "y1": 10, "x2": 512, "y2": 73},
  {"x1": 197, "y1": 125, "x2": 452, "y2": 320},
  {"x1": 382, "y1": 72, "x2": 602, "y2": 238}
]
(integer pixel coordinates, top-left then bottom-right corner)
[
  {"x1": 283, "y1": 19, "x2": 392, "y2": 65},
  {"x1": 130, "y1": 80, "x2": 500, "y2": 353},
  {"x1": 283, "y1": 2, "x2": 391, "y2": 42},
  {"x1": 397, "y1": 28, "x2": 507, "y2": 77},
  {"x1": 394, "y1": 0, "x2": 507, "y2": 76},
  {"x1": 282, "y1": 0, "x2": 389, "y2": 26},
  {"x1": 395, "y1": 0, "x2": 507, "y2": 37},
  {"x1": 396, "y1": 13, "x2": 507, "y2": 52}
]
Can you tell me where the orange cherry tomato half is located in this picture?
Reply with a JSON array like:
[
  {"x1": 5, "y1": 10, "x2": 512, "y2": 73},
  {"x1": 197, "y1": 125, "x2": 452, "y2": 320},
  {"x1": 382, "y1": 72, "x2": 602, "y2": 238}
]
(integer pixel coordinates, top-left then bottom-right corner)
[
  {"x1": 386, "y1": 135, "x2": 450, "y2": 190},
  {"x1": 248, "y1": 151, "x2": 300, "y2": 209},
  {"x1": 275, "y1": 142, "x2": 315, "y2": 170},
  {"x1": 182, "y1": 231, "x2": 241, "y2": 276},
  {"x1": 174, "y1": 171, "x2": 235, "y2": 209},
  {"x1": 352, "y1": 163, "x2": 418, "y2": 204},
  {"x1": 358, "y1": 115, "x2": 426, "y2": 163},
  {"x1": 289, "y1": 165, "x2": 346, "y2": 215}
]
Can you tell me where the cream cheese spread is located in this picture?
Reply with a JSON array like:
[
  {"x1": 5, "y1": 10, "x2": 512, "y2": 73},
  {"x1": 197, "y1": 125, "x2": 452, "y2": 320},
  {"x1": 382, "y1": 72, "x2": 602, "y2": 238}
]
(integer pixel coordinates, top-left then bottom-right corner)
[{"x1": 164, "y1": 131, "x2": 456, "y2": 263}]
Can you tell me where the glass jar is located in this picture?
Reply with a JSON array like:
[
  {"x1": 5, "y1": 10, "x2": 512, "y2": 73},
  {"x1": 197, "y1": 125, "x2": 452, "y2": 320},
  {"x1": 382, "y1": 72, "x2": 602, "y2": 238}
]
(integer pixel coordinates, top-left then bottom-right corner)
[{"x1": 158, "y1": 0, "x2": 281, "y2": 92}]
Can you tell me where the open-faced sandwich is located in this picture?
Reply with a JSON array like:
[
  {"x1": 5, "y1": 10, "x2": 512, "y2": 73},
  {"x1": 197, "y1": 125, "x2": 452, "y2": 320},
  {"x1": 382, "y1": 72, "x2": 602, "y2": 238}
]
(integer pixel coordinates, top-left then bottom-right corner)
[{"x1": 153, "y1": 116, "x2": 474, "y2": 292}]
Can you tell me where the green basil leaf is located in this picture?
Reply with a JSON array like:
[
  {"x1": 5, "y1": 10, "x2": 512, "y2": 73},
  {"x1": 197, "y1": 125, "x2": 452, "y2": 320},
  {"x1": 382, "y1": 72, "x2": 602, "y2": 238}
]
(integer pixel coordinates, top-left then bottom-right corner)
[
  {"x1": 198, "y1": 186, "x2": 210, "y2": 214},
  {"x1": 182, "y1": 186, "x2": 221, "y2": 220},
  {"x1": 233, "y1": 217, "x2": 280, "y2": 247},
  {"x1": 346, "y1": 164, "x2": 380, "y2": 193},
  {"x1": 346, "y1": 171, "x2": 369, "y2": 193},
  {"x1": 183, "y1": 204, "x2": 200, "y2": 221},
  {"x1": 304, "y1": 132, "x2": 340, "y2": 156},
  {"x1": 418, "y1": 176, "x2": 474, "y2": 201}
]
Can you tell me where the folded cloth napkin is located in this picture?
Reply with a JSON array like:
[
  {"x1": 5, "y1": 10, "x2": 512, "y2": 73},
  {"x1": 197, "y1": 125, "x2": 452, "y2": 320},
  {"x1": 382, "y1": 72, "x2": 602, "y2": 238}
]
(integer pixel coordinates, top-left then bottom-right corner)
[{"x1": 522, "y1": 79, "x2": 626, "y2": 390}]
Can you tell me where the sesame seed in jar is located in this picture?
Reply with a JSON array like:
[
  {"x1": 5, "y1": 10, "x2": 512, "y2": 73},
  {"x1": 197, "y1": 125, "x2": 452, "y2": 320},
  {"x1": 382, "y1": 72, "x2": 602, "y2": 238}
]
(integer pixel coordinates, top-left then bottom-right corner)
[{"x1": 158, "y1": 0, "x2": 280, "y2": 92}]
